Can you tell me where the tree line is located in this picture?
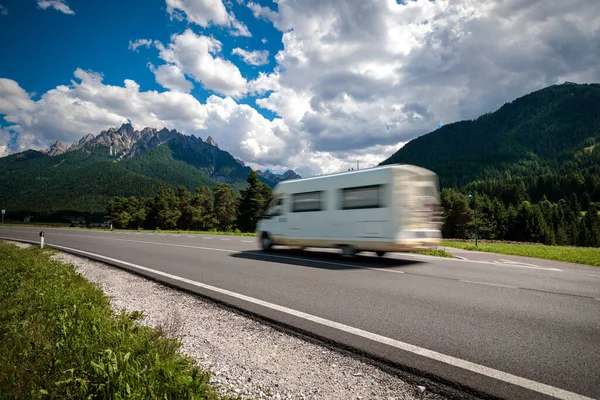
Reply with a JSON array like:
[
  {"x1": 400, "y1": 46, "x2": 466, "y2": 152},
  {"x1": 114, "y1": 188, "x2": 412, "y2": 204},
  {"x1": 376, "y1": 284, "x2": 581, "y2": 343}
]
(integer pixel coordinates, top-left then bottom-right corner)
[
  {"x1": 107, "y1": 170, "x2": 273, "y2": 233},
  {"x1": 441, "y1": 188, "x2": 600, "y2": 247},
  {"x1": 107, "y1": 170, "x2": 599, "y2": 248}
]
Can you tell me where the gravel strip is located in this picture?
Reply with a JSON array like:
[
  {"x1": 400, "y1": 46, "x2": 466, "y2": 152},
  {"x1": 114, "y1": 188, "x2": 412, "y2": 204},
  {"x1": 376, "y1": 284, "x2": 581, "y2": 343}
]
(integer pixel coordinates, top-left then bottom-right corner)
[{"x1": 44, "y1": 250, "x2": 447, "y2": 400}]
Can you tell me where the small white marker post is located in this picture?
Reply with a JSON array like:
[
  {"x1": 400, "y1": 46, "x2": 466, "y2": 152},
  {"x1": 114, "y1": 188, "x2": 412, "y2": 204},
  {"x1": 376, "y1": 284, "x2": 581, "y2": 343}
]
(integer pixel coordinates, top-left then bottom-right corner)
[{"x1": 39, "y1": 231, "x2": 44, "y2": 249}]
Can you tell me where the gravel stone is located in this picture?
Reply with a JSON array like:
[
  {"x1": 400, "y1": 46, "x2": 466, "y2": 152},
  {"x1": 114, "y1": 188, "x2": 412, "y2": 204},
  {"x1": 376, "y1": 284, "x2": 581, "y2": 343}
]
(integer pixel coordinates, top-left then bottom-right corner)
[{"x1": 48, "y1": 251, "x2": 448, "y2": 400}]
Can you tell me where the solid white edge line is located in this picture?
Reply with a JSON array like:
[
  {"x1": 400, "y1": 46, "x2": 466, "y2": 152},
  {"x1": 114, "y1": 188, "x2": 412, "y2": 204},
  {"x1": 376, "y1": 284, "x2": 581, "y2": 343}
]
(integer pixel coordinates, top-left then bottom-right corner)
[{"x1": 43, "y1": 243, "x2": 593, "y2": 400}]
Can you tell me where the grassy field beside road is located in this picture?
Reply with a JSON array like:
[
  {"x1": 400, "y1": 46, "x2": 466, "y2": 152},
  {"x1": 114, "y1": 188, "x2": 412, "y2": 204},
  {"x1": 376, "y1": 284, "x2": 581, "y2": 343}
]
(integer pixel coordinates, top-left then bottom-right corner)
[
  {"x1": 0, "y1": 242, "x2": 235, "y2": 399},
  {"x1": 443, "y1": 241, "x2": 600, "y2": 267}
]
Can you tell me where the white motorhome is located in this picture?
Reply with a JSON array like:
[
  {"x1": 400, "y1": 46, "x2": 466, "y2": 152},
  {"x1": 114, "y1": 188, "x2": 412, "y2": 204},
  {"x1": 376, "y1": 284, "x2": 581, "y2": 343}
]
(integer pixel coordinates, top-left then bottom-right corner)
[{"x1": 255, "y1": 164, "x2": 443, "y2": 257}]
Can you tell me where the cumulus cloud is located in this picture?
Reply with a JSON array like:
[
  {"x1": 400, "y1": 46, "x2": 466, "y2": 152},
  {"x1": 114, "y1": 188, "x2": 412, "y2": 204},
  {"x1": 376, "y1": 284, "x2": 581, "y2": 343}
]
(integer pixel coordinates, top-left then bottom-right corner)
[
  {"x1": 0, "y1": 70, "x2": 291, "y2": 167},
  {"x1": 37, "y1": 0, "x2": 74, "y2": 15},
  {"x1": 166, "y1": 0, "x2": 251, "y2": 36},
  {"x1": 232, "y1": 48, "x2": 269, "y2": 66},
  {"x1": 148, "y1": 63, "x2": 194, "y2": 93},
  {"x1": 156, "y1": 29, "x2": 248, "y2": 98},
  {"x1": 246, "y1": 1, "x2": 279, "y2": 25},
  {"x1": 0, "y1": 4, "x2": 8, "y2": 15},
  {"x1": 3, "y1": 0, "x2": 600, "y2": 176},
  {"x1": 128, "y1": 39, "x2": 153, "y2": 51}
]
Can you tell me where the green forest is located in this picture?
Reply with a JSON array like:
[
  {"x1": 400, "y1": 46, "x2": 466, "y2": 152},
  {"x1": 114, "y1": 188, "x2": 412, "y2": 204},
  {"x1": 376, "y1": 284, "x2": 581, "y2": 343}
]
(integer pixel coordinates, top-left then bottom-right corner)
[
  {"x1": 3, "y1": 83, "x2": 600, "y2": 248},
  {"x1": 106, "y1": 170, "x2": 273, "y2": 234}
]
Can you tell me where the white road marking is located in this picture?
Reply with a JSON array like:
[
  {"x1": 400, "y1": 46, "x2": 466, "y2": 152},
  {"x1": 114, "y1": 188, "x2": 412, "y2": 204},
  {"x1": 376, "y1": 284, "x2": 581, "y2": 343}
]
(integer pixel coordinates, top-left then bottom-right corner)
[
  {"x1": 187, "y1": 236, "x2": 195, "y2": 238},
  {"x1": 202, "y1": 237, "x2": 212, "y2": 240},
  {"x1": 221, "y1": 238, "x2": 231, "y2": 241},
  {"x1": 585, "y1": 274, "x2": 600, "y2": 278},
  {"x1": 495, "y1": 260, "x2": 562, "y2": 272},
  {"x1": 454, "y1": 255, "x2": 467, "y2": 260},
  {"x1": 241, "y1": 240, "x2": 253, "y2": 243},
  {"x1": 460, "y1": 280, "x2": 518, "y2": 289},
  {"x1": 39, "y1": 243, "x2": 596, "y2": 400}
]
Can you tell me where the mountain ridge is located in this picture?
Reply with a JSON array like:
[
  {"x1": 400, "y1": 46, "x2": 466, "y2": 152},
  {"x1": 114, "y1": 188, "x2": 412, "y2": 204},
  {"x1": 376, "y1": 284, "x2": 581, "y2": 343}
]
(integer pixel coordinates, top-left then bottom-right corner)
[
  {"x1": 380, "y1": 82, "x2": 600, "y2": 188},
  {"x1": 0, "y1": 124, "x2": 301, "y2": 214}
]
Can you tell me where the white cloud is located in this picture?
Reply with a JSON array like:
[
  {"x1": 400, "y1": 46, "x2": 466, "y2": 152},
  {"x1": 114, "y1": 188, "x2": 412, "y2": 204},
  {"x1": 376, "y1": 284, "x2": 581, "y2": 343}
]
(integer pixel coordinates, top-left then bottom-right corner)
[
  {"x1": 128, "y1": 39, "x2": 153, "y2": 51},
  {"x1": 3, "y1": 0, "x2": 600, "y2": 176},
  {"x1": 156, "y1": 29, "x2": 248, "y2": 98},
  {"x1": 232, "y1": 48, "x2": 269, "y2": 66},
  {"x1": 247, "y1": 1, "x2": 279, "y2": 25},
  {"x1": 0, "y1": 128, "x2": 10, "y2": 157},
  {"x1": 166, "y1": 0, "x2": 251, "y2": 36},
  {"x1": 148, "y1": 63, "x2": 194, "y2": 93},
  {"x1": 261, "y1": 38, "x2": 268, "y2": 44},
  {"x1": 37, "y1": 0, "x2": 74, "y2": 15},
  {"x1": 0, "y1": 70, "x2": 291, "y2": 167},
  {"x1": 0, "y1": 4, "x2": 8, "y2": 15}
]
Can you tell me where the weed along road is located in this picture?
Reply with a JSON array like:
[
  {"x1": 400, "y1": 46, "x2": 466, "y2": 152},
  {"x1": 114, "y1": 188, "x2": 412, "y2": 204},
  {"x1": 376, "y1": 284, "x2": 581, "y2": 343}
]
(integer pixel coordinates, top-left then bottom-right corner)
[{"x1": 2, "y1": 227, "x2": 599, "y2": 400}]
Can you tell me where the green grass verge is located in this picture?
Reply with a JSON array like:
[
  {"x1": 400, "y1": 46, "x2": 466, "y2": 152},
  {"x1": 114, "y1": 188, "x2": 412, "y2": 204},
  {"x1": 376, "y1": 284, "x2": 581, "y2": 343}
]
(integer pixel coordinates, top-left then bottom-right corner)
[
  {"x1": 0, "y1": 242, "x2": 237, "y2": 399},
  {"x1": 413, "y1": 248, "x2": 453, "y2": 258},
  {"x1": 0, "y1": 223, "x2": 256, "y2": 237},
  {"x1": 442, "y1": 241, "x2": 600, "y2": 267}
]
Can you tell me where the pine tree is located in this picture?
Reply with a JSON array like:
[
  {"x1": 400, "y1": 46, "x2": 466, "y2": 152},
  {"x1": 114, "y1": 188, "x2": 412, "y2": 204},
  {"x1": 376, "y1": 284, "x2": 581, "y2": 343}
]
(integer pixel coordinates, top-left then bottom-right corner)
[
  {"x1": 440, "y1": 189, "x2": 473, "y2": 239},
  {"x1": 190, "y1": 187, "x2": 216, "y2": 231},
  {"x1": 154, "y1": 188, "x2": 181, "y2": 230},
  {"x1": 580, "y1": 192, "x2": 591, "y2": 211},
  {"x1": 237, "y1": 170, "x2": 273, "y2": 232},
  {"x1": 213, "y1": 183, "x2": 237, "y2": 231}
]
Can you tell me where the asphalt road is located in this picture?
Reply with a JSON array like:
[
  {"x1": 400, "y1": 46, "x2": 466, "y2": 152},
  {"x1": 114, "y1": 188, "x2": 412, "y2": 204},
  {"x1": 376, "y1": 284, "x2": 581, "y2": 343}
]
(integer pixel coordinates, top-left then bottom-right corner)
[{"x1": 1, "y1": 227, "x2": 599, "y2": 400}]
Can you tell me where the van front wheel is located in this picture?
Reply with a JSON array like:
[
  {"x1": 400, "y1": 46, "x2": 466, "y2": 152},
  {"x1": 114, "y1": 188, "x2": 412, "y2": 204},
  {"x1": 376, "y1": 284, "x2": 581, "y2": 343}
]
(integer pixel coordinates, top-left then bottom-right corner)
[
  {"x1": 260, "y1": 233, "x2": 273, "y2": 251},
  {"x1": 341, "y1": 245, "x2": 357, "y2": 258},
  {"x1": 376, "y1": 251, "x2": 386, "y2": 257}
]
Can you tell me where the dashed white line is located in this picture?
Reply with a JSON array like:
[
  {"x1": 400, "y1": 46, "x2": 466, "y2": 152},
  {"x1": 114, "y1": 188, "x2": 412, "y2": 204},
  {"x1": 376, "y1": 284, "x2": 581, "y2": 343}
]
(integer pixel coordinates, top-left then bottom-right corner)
[
  {"x1": 38, "y1": 243, "x2": 596, "y2": 400},
  {"x1": 241, "y1": 240, "x2": 253, "y2": 243},
  {"x1": 221, "y1": 238, "x2": 231, "y2": 241},
  {"x1": 460, "y1": 280, "x2": 518, "y2": 289},
  {"x1": 202, "y1": 237, "x2": 212, "y2": 239}
]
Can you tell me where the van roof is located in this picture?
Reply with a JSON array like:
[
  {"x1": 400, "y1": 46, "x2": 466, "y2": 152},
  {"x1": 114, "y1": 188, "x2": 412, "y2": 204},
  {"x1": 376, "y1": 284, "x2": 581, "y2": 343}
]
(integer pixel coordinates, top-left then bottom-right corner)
[{"x1": 276, "y1": 163, "x2": 436, "y2": 187}]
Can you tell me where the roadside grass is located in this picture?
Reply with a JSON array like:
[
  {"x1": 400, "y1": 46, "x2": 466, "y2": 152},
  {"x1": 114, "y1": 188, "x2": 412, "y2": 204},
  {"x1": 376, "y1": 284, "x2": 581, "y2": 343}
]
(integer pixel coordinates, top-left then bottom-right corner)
[
  {"x1": 0, "y1": 223, "x2": 256, "y2": 237},
  {"x1": 442, "y1": 240, "x2": 600, "y2": 267},
  {"x1": 413, "y1": 248, "x2": 453, "y2": 258},
  {"x1": 0, "y1": 242, "x2": 237, "y2": 399}
]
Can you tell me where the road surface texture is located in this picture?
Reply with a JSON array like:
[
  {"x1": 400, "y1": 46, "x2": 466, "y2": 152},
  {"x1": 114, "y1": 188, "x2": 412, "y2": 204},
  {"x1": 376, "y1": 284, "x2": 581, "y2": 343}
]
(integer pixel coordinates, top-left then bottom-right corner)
[{"x1": 1, "y1": 227, "x2": 599, "y2": 400}]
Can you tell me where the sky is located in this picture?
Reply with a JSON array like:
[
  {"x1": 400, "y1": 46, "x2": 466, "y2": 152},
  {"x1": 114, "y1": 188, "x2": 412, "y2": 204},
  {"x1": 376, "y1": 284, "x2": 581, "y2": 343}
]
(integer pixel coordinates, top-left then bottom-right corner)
[{"x1": 1, "y1": 0, "x2": 599, "y2": 177}]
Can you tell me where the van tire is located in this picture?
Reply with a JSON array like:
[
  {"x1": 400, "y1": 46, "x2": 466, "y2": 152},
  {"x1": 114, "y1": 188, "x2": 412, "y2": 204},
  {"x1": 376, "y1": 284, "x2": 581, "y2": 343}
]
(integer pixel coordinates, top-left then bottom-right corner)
[
  {"x1": 260, "y1": 233, "x2": 273, "y2": 251},
  {"x1": 341, "y1": 245, "x2": 356, "y2": 258},
  {"x1": 376, "y1": 251, "x2": 386, "y2": 257}
]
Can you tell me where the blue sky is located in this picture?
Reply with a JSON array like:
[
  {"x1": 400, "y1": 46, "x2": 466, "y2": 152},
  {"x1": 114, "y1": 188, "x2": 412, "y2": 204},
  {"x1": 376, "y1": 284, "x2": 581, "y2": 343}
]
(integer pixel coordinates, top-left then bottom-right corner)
[
  {"x1": 1, "y1": 0, "x2": 599, "y2": 176},
  {"x1": 0, "y1": 0, "x2": 282, "y2": 114}
]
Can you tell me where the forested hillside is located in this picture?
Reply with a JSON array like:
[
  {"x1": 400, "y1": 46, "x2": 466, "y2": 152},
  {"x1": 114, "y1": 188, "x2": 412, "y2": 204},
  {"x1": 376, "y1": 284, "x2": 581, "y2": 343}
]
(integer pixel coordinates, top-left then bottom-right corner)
[
  {"x1": 380, "y1": 83, "x2": 600, "y2": 247},
  {"x1": 0, "y1": 125, "x2": 300, "y2": 217}
]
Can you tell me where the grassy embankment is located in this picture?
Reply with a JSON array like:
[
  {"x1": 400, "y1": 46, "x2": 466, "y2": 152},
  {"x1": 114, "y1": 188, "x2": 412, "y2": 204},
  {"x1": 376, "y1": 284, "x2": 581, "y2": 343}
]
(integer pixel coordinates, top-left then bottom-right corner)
[
  {"x1": 413, "y1": 248, "x2": 453, "y2": 258},
  {"x1": 0, "y1": 242, "x2": 237, "y2": 399},
  {"x1": 443, "y1": 240, "x2": 600, "y2": 267}
]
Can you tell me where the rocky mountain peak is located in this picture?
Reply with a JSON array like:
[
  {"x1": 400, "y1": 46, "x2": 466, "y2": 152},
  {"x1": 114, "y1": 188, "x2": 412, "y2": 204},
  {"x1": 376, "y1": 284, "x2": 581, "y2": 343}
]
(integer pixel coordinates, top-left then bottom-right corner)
[
  {"x1": 205, "y1": 136, "x2": 218, "y2": 147},
  {"x1": 47, "y1": 140, "x2": 68, "y2": 156}
]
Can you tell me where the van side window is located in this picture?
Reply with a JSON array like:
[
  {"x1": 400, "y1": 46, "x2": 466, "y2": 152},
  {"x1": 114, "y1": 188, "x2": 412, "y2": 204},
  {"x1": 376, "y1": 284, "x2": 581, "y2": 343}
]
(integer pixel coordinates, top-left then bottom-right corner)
[
  {"x1": 292, "y1": 191, "x2": 323, "y2": 212},
  {"x1": 340, "y1": 185, "x2": 384, "y2": 210}
]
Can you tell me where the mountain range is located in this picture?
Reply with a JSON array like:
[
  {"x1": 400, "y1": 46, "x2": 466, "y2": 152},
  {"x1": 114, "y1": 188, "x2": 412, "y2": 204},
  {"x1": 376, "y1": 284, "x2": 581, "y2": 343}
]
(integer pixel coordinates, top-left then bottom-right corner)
[
  {"x1": 0, "y1": 124, "x2": 300, "y2": 214},
  {"x1": 381, "y1": 82, "x2": 600, "y2": 189},
  {"x1": 1, "y1": 82, "x2": 599, "y2": 218}
]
